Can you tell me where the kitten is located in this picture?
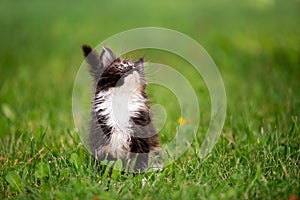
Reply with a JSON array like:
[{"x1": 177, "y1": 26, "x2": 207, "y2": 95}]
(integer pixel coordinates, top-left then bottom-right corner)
[{"x1": 82, "y1": 45, "x2": 161, "y2": 171}]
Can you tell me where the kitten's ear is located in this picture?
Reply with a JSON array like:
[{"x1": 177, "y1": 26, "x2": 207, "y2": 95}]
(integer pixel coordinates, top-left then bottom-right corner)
[
  {"x1": 82, "y1": 44, "x2": 100, "y2": 69},
  {"x1": 134, "y1": 57, "x2": 144, "y2": 75},
  {"x1": 100, "y1": 47, "x2": 116, "y2": 67}
]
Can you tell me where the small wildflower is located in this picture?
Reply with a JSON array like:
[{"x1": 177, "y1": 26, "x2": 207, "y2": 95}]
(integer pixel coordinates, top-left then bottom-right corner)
[{"x1": 177, "y1": 116, "x2": 186, "y2": 125}]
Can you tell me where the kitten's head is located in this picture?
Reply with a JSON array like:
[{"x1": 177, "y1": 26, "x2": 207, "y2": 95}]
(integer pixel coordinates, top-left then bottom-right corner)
[{"x1": 82, "y1": 45, "x2": 144, "y2": 90}]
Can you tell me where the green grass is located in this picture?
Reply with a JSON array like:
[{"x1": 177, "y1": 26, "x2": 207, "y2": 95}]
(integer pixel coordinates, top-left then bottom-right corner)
[{"x1": 1, "y1": 0, "x2": 300, "y2": 199}]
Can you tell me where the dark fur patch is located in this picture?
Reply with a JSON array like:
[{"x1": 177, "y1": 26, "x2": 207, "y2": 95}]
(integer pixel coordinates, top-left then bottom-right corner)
[{"x1": 82, "y1": 44, "x2": 92, "y2": 57}]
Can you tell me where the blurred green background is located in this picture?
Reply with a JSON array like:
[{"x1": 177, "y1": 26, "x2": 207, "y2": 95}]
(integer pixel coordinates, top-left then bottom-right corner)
[
  {"x1": 0, "y1": 0, "x2": 300, "y2": 137},
  {"x1": 0, "y1": 0, "x2": 299, "y2": 137},
  {"x1": 0, "y1": 0, "x2": 299, "y2": 199}
]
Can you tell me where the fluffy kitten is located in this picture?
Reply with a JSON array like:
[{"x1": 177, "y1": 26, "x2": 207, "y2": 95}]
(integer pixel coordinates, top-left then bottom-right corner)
[{"x1": 82, "y1": 45, "x2": 161, "y2": 171}]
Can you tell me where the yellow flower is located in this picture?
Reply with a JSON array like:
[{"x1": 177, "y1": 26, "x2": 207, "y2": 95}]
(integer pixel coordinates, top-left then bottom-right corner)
[{"x1": 177, "y1": 116, "x2": 186, "y2": 125}]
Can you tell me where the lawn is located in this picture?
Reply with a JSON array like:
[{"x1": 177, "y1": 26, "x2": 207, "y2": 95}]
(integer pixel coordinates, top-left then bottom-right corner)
[{"x1": 0, "y1": 0, "x2": 299, "y2": 199}]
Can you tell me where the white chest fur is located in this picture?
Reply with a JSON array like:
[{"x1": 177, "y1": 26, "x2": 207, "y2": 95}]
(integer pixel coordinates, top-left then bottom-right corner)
[{"x1": 94, "y1": 71, "x2": 146, "y2": 158}]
